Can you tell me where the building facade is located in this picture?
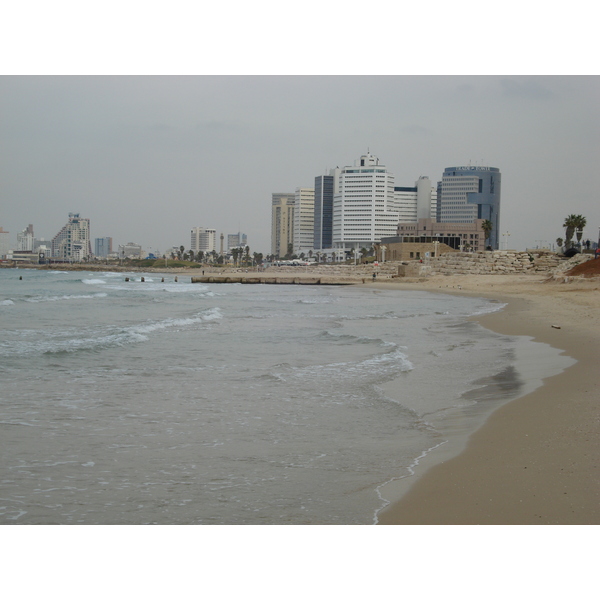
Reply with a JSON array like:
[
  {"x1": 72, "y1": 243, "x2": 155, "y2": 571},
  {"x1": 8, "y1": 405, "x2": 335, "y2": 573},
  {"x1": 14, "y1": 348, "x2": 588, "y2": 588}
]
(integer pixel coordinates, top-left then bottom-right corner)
[
  {"x1": 17, "y1": 224, "x2": 34, "y2": 251},
  {"x1": 292, "y1": 187, "x2": 315, "y2": 254},
  {"x1": 395, "y1": 217, "x2": 487, "y2": 252},
  {"x1": 438, "y1": 166, "x2": 501, "y2": 249},
  {"x1": 190, "y1": 227, "x2": 217, "y2": 254},
  {"x1": 51, "y1": 213, "x2": 92, "y2": 261},
  {"x1": 94, "y1": 237, "x2": 113, "y2": 258},
  {"x1": 118, "y1": 242, "x2": 142, "y2": 258},
  {"x1": 313, "y1": 169, "x2": 339, "y2": 251},
  {"x1": 332, "y1": 152, "x2": 398, "y2": 252},
  {"x1": 227, "y1": 232, "x2": 247, "y2": 250},
  {"x1": 0, "y1": 227, "x2": 10, "y2": 259},
  {"x1": 271, "y1": 193, "x2": 295, "y2": 258},
  {"x1": 395, "y1": 176, "x2": 437, "y2": 223}
]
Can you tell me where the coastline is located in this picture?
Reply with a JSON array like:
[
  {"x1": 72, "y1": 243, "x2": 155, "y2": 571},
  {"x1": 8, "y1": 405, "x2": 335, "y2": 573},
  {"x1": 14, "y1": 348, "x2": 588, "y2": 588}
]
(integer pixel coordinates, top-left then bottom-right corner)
[
  {"x1": 9, "y1": 265, "x2": 599, "y2": 523},
  {"x1": 372, "y1": 274, "x2": 600, "y2": 524}
]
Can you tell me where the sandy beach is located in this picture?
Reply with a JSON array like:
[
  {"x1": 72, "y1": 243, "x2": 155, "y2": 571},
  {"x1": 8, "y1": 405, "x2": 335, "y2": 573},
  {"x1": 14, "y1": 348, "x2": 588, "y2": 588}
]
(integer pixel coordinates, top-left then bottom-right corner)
[{"x1": 372, "y1": 273, "x2": 600, "y2": 524}]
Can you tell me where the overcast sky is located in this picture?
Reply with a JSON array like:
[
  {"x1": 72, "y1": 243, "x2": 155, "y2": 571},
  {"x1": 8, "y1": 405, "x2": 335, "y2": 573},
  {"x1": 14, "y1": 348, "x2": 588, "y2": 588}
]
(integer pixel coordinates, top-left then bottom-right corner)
[{"x1": 1, "y1": 75, "x2": 598, "y2": 255}]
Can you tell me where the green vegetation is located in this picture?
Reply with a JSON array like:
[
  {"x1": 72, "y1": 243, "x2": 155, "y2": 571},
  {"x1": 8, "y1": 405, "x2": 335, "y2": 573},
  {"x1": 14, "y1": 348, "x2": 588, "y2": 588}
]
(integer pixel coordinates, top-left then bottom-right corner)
[{"x1": 481, "y1": 220, "x2": 493, "y2": 247}]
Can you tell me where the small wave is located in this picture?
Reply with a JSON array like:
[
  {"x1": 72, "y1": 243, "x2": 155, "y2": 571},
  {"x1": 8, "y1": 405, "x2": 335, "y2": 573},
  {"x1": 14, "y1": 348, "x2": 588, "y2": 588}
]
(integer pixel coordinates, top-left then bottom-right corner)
[
  {"x1": 82, "y1": 278, "x2": 107, "y2": 285},
  {"x1": 0, "y1": 299, "x2": 15, "y2": 306},
  {"x1": 25, "y1": 293, "x2": 108, "y2": 303},
  {"x1": 319, "y1": 330, "x2": 393, "y2": 347},
  {"x1": 2, "y1": 307, "x2": 222, "y2": 357},
  {"x1": 468, "y1": 302, "x2": 507, "y2": 316}
]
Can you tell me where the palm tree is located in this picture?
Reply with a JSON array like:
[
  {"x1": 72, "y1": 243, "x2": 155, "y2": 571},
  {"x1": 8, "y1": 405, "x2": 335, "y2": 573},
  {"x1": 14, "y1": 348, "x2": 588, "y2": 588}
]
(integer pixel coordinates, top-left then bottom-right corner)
[
  {"x1": 563, "y1": 214, "x2": 579, "y2": 249},
  {"x1": 481, "y1": 220, "x2": 493, "y2": 249},
  {"x1": 573, "y1": 215, "x2": 587, "y2": 245}
]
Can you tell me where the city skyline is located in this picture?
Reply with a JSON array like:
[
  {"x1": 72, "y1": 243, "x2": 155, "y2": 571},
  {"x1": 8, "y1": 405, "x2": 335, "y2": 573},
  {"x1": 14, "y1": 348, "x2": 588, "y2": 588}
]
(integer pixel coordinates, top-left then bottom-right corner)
[{"x1": 1, "y1": 76, "x2": 599, "y2": 255}]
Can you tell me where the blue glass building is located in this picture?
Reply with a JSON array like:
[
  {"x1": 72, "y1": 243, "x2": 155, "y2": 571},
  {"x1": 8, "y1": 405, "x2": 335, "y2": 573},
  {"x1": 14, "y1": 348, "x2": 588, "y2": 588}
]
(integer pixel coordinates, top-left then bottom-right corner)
[{"x1": 439, "y1": 166, "x2": 501, "y2": 249}]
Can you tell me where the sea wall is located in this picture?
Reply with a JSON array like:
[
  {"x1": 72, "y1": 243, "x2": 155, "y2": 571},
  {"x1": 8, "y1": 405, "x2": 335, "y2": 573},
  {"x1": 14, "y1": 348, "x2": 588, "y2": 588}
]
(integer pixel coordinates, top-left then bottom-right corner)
[{"x1": 396, "y1": 251, "x2": 592, "y2": 277}]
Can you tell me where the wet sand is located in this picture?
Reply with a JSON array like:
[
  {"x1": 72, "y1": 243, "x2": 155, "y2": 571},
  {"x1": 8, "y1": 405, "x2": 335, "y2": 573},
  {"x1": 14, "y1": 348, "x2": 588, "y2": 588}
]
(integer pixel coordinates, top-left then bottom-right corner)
[{"x1": 373, "y1": 274, "x2": 600, "y2": 524}]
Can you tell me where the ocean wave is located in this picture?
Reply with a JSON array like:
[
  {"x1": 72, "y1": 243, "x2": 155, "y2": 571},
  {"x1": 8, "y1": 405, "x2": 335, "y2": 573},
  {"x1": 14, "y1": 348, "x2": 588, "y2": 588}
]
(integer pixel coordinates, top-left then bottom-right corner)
[
  {"x1": 1, "y1": 307, "x2": 222, "y2": 357},
  {"x1": 318, "y1": 330, "x2": 394, "y2": 347},
  {"x1": 82, "y1": 278, "x2": 107, "y2": 285},
  {"x1": 0, "y1": 299, "x2": 15, "y2": 306},
  {"x1": 24, "y1": 293, "x2": 108, "y2": 303},
  {"x1": 467, "y1": 302, "x2": 507, "y2": 316}
]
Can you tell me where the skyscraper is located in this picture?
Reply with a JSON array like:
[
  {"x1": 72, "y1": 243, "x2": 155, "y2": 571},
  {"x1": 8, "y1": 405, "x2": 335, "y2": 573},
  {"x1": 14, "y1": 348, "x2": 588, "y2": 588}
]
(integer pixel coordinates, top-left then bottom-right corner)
[
  {"x1": 439, "y1": 166, "x2": 501, "y2": 248},
  {"x1": 313, "y1": 169, "x2": 339, "y2": 251},
  {"x1": 51, "y1": 213, "x2": 92, "y2": 261},
  {"x1": 17, "y1": 224, "x2": 34, "y2": 251},
  {"x1": 292, "y1": 187, "x2": 315, "y2": 254},
  {"x1": 227, "y1": 232, "x2": 247, "y2": 250},
  {"x1": 271, "y1": 193, "x2": 295, "y2": 258},
  {"x1": 94, "y1": 237, "x2": 113, "y2": 257},
  {"x1": 332, "y1": 152, "x2": 398, "y2": 252}
]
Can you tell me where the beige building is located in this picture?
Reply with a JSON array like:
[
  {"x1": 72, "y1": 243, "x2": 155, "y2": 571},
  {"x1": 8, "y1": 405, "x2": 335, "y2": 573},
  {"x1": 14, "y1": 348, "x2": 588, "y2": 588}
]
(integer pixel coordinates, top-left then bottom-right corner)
[
  {"x1": 292, "y1": 187, "x2": 315, "y2": 254},
  {"x1": 375, "y1": 240, "x2": 456, "y2": 262},
  {"x1": 271, "y1": 193, "x2": 295, "y2": 258},
  {"x1": 395, "y1": 218, "x2": 487, "y2": 253}
]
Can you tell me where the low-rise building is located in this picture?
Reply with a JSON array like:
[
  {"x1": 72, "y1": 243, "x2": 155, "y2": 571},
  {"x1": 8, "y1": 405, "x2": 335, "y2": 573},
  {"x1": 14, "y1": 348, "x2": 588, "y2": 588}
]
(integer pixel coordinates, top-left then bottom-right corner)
[{"x1": 396, "y1": 218, "x2": 487, "y2": 253}]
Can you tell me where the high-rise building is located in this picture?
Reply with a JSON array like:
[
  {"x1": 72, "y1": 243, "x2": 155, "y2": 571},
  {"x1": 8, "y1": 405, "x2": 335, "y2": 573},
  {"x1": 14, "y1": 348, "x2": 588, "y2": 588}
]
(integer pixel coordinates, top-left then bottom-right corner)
[
  {"x1": 227, "y1": 232, "x2": 247, "y2": 250},
  {"x1": 0, "y1": 227, "x2": 10, "y2": 259},
  {"x1": 94, "y1": 237, "x2": 113, "y2": 257},
  {"x1": 333, "y1": 152, "x2": 398, "y2": 252},
  {"x1": 438, "y1": 166, "x2": 501, "y2": 248},
  {"x1": 51, "y1": 213, "x2": 92, "y2": 261},
  {"x1": 313, "y1": 169, "x2": 339, "y2": 250},
  {"x1": 190, "y1": 227, "x2": 217, "y2": 254},
  {"x1": 271, "y1": 193, "x2": 295, "y2": 258},
  {"x1": 395, "y1": 176, "x2": 437, "y2": 223},
  {"x1": 17, "y1": 224, "x2": 34, "y2": 251},
  {"x1": 292, "y1": 187, "x2": 315, "y2": 254}
]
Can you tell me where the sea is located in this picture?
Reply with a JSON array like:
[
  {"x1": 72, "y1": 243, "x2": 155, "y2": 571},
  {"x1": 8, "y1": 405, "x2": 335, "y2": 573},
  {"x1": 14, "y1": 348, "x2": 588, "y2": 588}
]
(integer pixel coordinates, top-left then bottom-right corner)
[{"x1": 0, "y1": 268, "x2": 575, "y2": 525}]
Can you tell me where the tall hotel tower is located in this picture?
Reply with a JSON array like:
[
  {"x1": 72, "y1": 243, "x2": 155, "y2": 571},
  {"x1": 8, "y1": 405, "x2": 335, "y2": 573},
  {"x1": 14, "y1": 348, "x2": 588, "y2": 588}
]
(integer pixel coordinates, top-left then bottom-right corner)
[
  {"x1": 271, "y1": 193, "x2": 295, "y2": 258},
  {"x1": 190, "y1": 227, "x2": 217, "y2": 254},
  {"x1": 439, "y1": 166, "x2": 501, "y2": 248},
  {"x1": 51, "y1": 213, "x2": 92, "y2": 260},
  {"x1": 292, "y1": 187, "x2": 315, "y2": 254},
  {"x1": 332, "y1": 152, "x2": 398, "y2": 252}
]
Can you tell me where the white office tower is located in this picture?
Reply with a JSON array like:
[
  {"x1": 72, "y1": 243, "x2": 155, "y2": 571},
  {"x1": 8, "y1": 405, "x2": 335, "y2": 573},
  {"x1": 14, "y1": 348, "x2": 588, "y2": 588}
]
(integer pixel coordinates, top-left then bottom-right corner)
[
  {"x1": 51, "y1": 213, "x2": 92, "y2": 261},
  {"x1": 17, "y1": 224, "x2": 34, "y2": 251},
  {"x1": 333, "y1": 152, "x2": 398, "y2": 252},
  {"x1": 395, "y1": 176, "x2": 437, "y2": 222},
  {"x1": 0, "y1": 227, "x2": 10, "y2": 259},
  {"x1": 190, "y1": 227, "x2": 217, "y2": 254},
  {"x1": 292, "y1": 187, "x2": 315, "y2": 254}
]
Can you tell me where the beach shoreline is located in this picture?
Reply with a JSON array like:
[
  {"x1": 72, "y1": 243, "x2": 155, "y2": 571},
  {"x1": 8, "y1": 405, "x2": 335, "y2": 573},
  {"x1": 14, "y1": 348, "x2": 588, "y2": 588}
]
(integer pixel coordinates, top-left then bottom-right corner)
[
  {"x1": 9, "y1": 264, "x2": 599, "y2": 523},
  {"x1": 371, "y1": 274, "x2": 600, "y2": 524}
]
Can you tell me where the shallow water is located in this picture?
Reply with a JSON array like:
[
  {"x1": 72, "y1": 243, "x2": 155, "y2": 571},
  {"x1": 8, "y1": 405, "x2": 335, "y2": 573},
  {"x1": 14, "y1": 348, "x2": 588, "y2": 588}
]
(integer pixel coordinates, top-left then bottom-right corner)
[{"x1": 0, "y1": 269, "x2": 573, "y2": 524}]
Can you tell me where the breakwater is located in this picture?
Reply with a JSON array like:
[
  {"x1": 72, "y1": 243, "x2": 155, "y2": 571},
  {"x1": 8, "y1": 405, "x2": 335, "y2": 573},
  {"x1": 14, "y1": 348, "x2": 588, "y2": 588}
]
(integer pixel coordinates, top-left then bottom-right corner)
[{"x1": 190, "y1": 275, "x2": 357, "y2": 285}]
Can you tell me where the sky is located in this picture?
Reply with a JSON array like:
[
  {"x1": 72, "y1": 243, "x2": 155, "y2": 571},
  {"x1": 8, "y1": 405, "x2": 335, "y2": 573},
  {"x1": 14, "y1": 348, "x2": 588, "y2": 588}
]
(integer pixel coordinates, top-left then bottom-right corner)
[{"x1": 2, "y1": 75, "x2": 598, "y2": 255}]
